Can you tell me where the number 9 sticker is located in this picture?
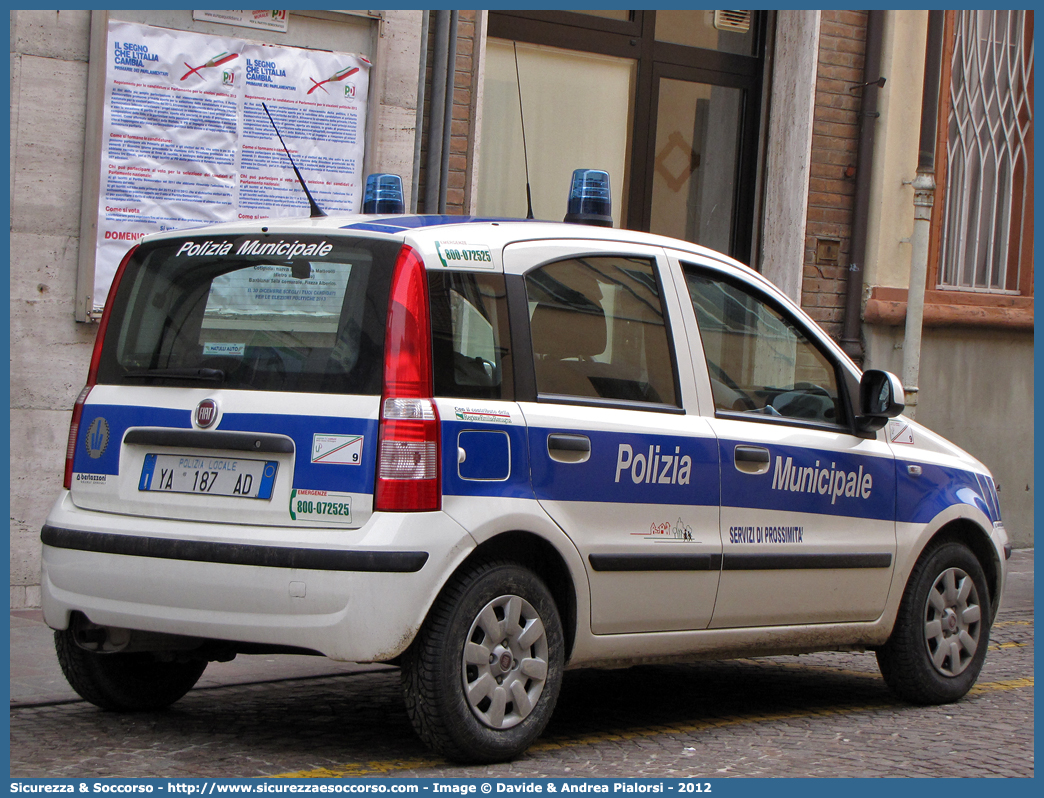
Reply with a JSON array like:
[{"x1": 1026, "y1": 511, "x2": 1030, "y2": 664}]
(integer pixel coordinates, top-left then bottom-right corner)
[{"x1": 311, "y1": 434, "x2": 364, "y2": 465}]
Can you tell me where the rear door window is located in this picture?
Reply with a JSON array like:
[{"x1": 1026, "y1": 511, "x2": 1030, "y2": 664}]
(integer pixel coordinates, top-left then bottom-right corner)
[
  {"x1": 525, "y1": 255, "x2": 678, "y2": 408},
  {"x1": 98, "y1": 234, "x2": 401, "y2": 394},
  {"x1": 429, "y1": 271, "x2": 513, "y2": 400}
]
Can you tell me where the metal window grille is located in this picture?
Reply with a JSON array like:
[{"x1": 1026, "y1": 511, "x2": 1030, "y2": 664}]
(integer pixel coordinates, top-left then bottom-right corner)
[{"x1": 939, "y1": 10, "x2": 1033, "y2": 292}]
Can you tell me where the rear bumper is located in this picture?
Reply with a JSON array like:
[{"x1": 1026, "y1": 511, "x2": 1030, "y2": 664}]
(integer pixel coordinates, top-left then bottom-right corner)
[
  {"x1": 41, "y1": 525, "x2": 429, "y2": 573},
  {"x1": 41, "y1": 492, "x2": 475, "y2": 661}
]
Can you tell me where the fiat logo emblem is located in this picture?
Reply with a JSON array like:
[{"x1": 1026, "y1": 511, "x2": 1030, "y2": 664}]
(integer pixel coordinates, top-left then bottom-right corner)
[{"x1": 195, "y1": 399, "x2": 218, "y2": 429}]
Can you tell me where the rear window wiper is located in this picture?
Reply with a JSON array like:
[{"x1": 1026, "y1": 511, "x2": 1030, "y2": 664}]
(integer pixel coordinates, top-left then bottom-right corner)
[{"x1": 123, "y1": 368, "x2": 225, "y2": 382}]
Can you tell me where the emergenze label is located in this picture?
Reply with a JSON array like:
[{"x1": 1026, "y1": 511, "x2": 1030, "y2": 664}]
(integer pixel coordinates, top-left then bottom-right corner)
[
  {"x1": 289, "y1": 489, "x2": 352, "y2": 524},
  {"x1": 771, "y1": 455, "x2": 872, "y2": 504}
]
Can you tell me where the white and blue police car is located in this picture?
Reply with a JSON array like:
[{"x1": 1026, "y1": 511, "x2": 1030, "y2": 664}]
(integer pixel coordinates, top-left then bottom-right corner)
[{"x1": 43, "y1": 171, "x2": 1010, "y2": 762}]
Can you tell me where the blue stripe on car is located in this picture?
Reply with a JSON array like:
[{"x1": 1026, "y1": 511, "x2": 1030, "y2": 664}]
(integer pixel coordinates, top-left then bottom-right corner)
[
  {"x1": 72, "y1": 405, "x2": 377, "y2": 494},
  {"x1": 896, "y1": 459, "x2": 999, "y2": 524},
  {"x1": 72, "y1": 405, "x2": 1000, "y2": 526}
]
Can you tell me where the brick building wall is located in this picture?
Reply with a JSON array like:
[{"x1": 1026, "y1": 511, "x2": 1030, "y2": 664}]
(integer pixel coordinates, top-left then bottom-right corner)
[
  {"x1": 801, "y1": 10, "x2": 869, "y2": 342},
  {"x1": 418, "y1": 11, "x2": 477, "y2": 214}
]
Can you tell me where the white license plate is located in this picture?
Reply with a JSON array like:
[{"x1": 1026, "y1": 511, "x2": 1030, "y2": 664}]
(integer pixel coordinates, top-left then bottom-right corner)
[{"x1": 139, "y1": 454, "x2": 277, "y2": 499}]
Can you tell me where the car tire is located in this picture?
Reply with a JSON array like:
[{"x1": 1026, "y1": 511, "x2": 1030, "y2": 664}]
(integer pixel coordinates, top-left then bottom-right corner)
[
  {"x1": 401, "y1": 561, "x2": 564, "y2": 763},
  {"x1": 54, "y1": 628, "x2": 208, "y2": 711},
  {"x1": 876, "y1": 540, "x2": 991, "y2": 704}
]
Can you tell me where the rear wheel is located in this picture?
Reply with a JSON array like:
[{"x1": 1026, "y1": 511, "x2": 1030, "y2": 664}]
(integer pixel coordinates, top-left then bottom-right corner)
[
  {"x1": 877, "y1": 540, "x2": 991, "y2": 704},
  {"x1": 401, "y1": 561, "x2": 564, "y2": 763},
  {"x1": 55, "y1": 629, "x2": 207, "y2": 711}
]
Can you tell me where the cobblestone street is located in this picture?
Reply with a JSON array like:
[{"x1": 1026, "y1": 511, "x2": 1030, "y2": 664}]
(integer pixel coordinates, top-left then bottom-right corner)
[{"x1": 10, "y1": 554, "x2": 1033, "y2": 779}]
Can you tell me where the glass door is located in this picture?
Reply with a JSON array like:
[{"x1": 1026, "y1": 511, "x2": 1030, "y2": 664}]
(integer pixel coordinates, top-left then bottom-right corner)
[
  {"x1": 476, "y1": 39, "x2": 636, "y2": 226},
  {"x1": 649, "y1": 77, "x2": 744, "y2": 254},
  {"x1": 631, "y1": 62, "x2": 760, "y2": 264},
  {"x1": 484, "y1": 11, "x2": 766, "y2": 263}
]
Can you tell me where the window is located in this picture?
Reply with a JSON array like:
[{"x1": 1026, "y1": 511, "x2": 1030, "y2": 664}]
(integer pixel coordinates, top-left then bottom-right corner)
[
  {"x1": 476, "y1": 38, "x2": 636, "y2": 226},
  {"x1": 649, "y1": 79, "x2": 744, "y2": 253},
  {"x1": 483, "y1": 11, "x2": 765, "y2": 262},
  {"x1": 526, "y1": 256, "x2": 677, "y2": 406},
  {"x1": 429, "y1": 272, "x2": 513, "y2": 400},
  {"x1": 99, "y1": 235, "x2": 399, "y2": 395},
  {"x1": 685, "y1": 267, "x2": 843, "y2": 426},
  {"x1": 75, "y1": 9, "x2": 378, "y2": 321},
  {"x1": 938, "y1": 10, "x2": 1033, "y2": 294},
  {"x1": 654, "y1": 10, "x2": 757, "y2": 56}
]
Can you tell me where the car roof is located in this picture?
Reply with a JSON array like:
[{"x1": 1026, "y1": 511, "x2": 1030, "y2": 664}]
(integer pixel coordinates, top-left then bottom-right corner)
[
  {"x1": 133, "y1": 212, "x2": 863, "y2": 378},
  {"x1": 141, "y1": 212, "x2": 750, "y2": 273}
]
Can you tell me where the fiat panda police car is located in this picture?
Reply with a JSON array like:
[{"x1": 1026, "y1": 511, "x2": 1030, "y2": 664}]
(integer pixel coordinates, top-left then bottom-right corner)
[{"x1": 43, "y1": 170, "x2": 1009, "y2": 763}]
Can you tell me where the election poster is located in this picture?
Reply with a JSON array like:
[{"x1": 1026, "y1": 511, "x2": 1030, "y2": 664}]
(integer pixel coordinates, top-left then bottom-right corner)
[
  {"x1": 191, "y1": 10, "x2": 291, "y2": 33},
  {"x1": 94, "y1": 20, "x2": 369, "y2": 312}
]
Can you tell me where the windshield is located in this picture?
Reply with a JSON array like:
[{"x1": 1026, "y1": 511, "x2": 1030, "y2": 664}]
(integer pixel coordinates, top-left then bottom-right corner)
[{"x1": 97, "y1": 234, "x2": 400, "y2": 394}]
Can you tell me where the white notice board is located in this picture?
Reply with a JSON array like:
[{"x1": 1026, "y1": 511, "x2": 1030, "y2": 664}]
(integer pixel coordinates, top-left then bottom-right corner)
[{"x1": 91, "y1": 20, "x2": 370, "y2": 314}]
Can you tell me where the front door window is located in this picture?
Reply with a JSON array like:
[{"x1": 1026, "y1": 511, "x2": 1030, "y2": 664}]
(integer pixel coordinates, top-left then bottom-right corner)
[{"x1": 684, "y1": 268, "x2": 844, "y2": 426}]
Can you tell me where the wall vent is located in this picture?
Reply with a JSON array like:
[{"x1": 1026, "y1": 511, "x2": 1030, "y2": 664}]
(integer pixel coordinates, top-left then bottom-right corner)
[{"x1": 714, "y1": 10, "x2": 751, "y2": 33}]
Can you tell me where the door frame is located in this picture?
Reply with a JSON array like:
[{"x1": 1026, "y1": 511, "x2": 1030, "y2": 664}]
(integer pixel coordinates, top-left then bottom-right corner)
[
  {"x1": 486, "y1": 10, "x2": 767, "y2": 263},
  {"x1": 634, "y1": 61, "x2": 762, "y2": 262}
]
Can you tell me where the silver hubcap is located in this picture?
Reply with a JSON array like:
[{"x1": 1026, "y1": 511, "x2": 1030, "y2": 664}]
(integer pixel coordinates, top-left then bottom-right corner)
[
  {"x1": 923, "y1": 566, "x2": 982, "y2": 677},
  {"x1": 462, "y1": 594, "x2": 549, "y2": 729}
]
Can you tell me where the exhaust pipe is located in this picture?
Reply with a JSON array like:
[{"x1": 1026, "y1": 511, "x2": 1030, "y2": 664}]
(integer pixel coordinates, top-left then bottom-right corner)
[{"x1": 70, "y1": 613, "x2": 205, "y2": 655}]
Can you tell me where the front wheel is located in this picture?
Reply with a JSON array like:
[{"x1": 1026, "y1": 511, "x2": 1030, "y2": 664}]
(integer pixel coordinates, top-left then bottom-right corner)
[
  {"x1": 55, "y1": 629, "x2": 207, "y2": 711},
  {"x1": 877, "y1": 540, "x2": 991, "y2": 704},
  {"x1": 401, "y1": 561, "x2": 564, "y2": 763}
]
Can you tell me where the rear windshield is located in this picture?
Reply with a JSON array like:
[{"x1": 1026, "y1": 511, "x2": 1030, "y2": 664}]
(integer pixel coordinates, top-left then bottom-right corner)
[{"x1": 97, "y1": 234, "x2": 400, "y2": 394}]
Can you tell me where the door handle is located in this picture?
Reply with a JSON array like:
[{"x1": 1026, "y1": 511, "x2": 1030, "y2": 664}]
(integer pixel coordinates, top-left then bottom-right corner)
[
  {"x1": 734, "y1": 445, "x2": 770, "y2": 474},
  {"x1": 547, "y1": 433, "x2": 591, "y2": 464}
]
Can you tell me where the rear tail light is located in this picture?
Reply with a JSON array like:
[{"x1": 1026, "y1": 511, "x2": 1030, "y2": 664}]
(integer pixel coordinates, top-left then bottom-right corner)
[
  {"x1": 377, "y1": 397, "x2": 440, "y2": 509},
  {"x1": 64, "y1": 244, "x2": 138, "y2": 490},
  {"x1": 375, "y1": 245, "x2": 441, "y2": 511},
  {"x1": 63, "y1": 385, "x2": 92, "y2": 490}
]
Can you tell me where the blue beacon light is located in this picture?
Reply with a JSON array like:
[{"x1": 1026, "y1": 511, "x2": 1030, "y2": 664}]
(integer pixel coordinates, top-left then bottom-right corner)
[
  {"x1": 363, "y1": 173, "x2": 405, "y2": 214},
  {"x1": 563, "y1": 168, "x2": 613, "y2": 227}
]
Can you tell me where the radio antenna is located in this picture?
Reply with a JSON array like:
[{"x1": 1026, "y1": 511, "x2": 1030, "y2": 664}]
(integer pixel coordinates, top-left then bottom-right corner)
[
  {"x1": 513, "y1": 42, "x2": 534, "y2": 220},
  {"x1": 262, "y1": 102, "x2": 326, "y2": 218}
]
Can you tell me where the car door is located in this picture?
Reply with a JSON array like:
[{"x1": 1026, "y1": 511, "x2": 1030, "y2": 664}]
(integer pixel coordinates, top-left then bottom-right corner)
[
  {"x1": 674, "y1": 256, "x2": 897, "y2": 628},
  {"x1": 427, "y1": 268, "x2": 534, "y2": 513},
  {"x1": 503, "y1": 240, "x2": 722, "y2": 634}
]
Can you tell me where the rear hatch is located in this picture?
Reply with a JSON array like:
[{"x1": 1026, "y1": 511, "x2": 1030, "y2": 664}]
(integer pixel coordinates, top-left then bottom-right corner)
[{"x1": 69, "y1": 231, "x2": 402, "y2": 530}]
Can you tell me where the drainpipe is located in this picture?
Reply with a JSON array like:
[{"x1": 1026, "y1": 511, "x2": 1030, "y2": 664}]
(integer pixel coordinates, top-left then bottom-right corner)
[
  {"x1": 438, "y1": 10, "x2": 459, "y2": 213},
  {"x1": 840, "y1": 10, "x2": 885, "y2": 364},
  {"x1": 901, "y1": 10, "x2": 945, "y2": 419},
  {"x1": 410, "y1": 11, "x2": 430, "y2": 213},
  {"x1": 424, "y1": 11, "x2": 451, "y2": 213}
]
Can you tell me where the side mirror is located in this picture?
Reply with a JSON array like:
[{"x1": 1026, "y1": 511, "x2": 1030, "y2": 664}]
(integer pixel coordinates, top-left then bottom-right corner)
[{"x1": 857, "y1": 370, "x2": 905, "y2": 432}]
